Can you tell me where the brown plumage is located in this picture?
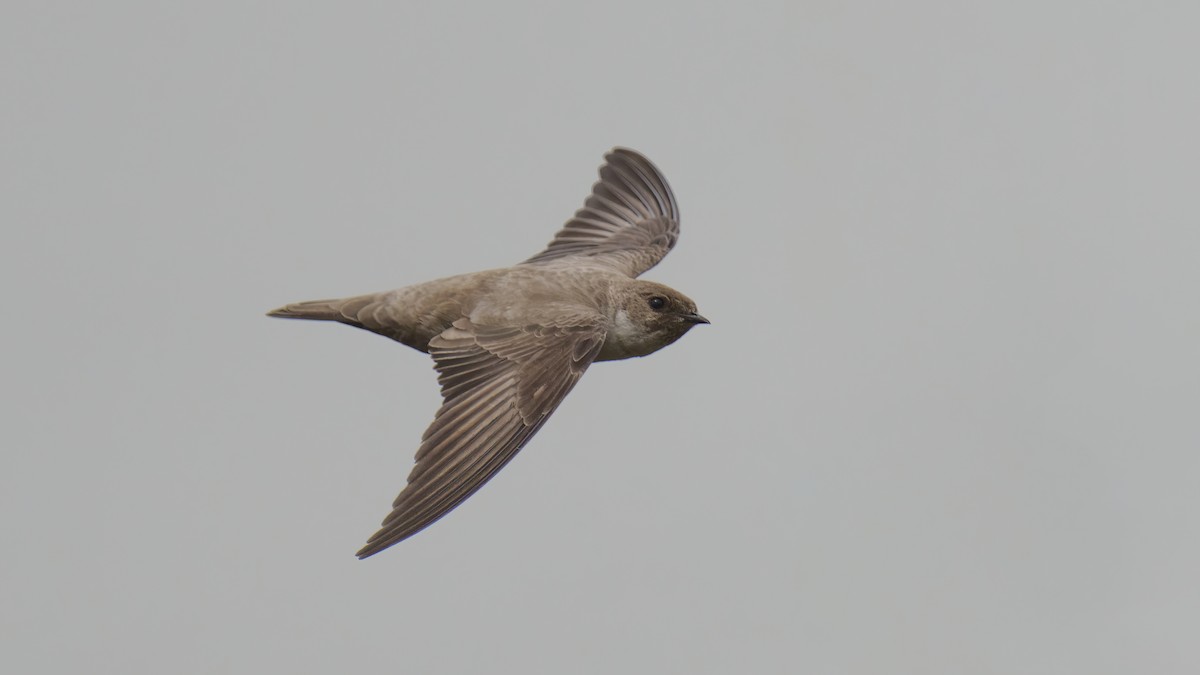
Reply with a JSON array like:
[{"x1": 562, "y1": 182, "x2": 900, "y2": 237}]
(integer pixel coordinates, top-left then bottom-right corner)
[{"x1": 268, "y1": 148, "x2": 707, "y2": 558}]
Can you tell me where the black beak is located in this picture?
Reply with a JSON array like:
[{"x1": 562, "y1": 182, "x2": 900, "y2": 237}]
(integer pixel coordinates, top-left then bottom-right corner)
[{"x1": 682, "y1": 312, "x2": 710, "y2": 325}]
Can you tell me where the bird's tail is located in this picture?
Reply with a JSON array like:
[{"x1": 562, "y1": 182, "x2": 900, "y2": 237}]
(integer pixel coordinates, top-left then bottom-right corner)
[
  {"x1": 267, "y1": 292, "x2": 420, "y2": 348},
  {"x1": 266, "y1": 298, "x2": 353, "y2": 322}
]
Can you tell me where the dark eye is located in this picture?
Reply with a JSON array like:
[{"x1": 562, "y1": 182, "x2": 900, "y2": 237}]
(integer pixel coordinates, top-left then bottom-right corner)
[{"x1": 648, "y1": 296, "x2": 667, "y2": 310}]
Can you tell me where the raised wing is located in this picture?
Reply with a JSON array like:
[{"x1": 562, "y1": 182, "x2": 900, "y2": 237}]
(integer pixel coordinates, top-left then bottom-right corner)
[
  {"x1": 523, "y1": 147, "x2": 679, "y2": 278},
  {"x1": 356, "y1": 316, "x2": 606, "y2": 558}
]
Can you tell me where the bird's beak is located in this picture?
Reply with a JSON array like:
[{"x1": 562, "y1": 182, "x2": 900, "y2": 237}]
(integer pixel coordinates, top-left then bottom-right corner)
[{"x1": 682, "y1": 312, "x2": 710, "y2": 325}]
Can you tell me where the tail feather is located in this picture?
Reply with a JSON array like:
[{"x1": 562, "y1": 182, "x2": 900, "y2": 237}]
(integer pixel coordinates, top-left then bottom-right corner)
[
  {"x1": 266, "y1": 299, "x2": 350, "y2": 322},
  {"x1": 267, "y1": 293, "x2": 419, "y2": 348}
]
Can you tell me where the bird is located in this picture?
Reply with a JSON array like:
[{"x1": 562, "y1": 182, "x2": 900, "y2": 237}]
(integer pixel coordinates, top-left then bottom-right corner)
[{"x1": 268, "y1": 148, "x2": 707, "y2": 558}]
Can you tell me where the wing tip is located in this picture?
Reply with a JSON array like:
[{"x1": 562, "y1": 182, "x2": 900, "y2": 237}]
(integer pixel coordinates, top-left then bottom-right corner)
[
  {"x1": 601, "y1": 147, "x2": 678, "y2": 218},
  {"x1": 355, "y1": 529, "x2": 407, "y2": 559},
  {"x1": 355, "y1": 544, "x2": 381, "y2": 560}
]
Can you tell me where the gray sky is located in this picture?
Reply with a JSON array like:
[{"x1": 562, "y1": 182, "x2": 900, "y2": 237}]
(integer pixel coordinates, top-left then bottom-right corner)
[{"x1": 4, "y1": 2, "x2": 1198, "y2": 673}]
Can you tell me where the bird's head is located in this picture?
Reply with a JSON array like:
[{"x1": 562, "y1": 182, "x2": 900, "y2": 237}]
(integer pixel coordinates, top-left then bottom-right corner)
[{"x1": 603, "y1": 280, "x2": 708, "y2": 360}]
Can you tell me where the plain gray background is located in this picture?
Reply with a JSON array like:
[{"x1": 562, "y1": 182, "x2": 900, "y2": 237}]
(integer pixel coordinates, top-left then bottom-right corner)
[{"x1": 3, "y1": 2, "x2": 1197, "y2": 673}]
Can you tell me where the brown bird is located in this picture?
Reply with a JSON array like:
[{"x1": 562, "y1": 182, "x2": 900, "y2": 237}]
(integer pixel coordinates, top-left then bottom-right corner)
[{"x1": 268, "y1": 148, "x2": 707, "y2": 558}]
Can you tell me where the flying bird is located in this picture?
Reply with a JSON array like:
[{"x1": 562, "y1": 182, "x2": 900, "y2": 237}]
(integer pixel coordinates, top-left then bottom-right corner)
[{"x1": 268, "y1": 148, "x2": 707, "y2": 558}]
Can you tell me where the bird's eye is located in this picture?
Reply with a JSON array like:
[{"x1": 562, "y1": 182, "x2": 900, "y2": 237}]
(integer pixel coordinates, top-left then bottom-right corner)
[{"x1": 648, "y1": 296, "x2": 667, "y2": 310}]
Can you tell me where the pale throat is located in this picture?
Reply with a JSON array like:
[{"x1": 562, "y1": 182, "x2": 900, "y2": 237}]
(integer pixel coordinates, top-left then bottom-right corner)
[{"x1": 598, "y1": 308, "x2": 660, "y2": 361}]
